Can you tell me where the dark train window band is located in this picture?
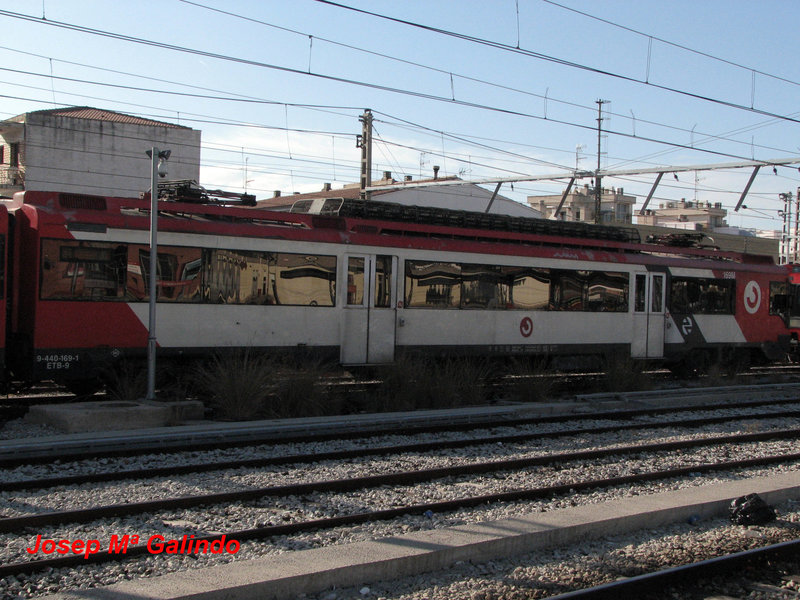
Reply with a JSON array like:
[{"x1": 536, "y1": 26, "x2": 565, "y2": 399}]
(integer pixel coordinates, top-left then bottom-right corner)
[
  {"x1": 39, "y1": 239, "x2": 336, "y2": 307},
  {"x1": 404, "y1": 260, "x2": 628, "y2": 312}
]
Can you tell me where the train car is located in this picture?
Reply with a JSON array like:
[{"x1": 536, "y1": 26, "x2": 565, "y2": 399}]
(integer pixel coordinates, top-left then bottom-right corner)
[
  {"x1": 1, "y1": 189, "x2": 792, "y2": 389},
  {"x1": 0, "y1": 202, "x2": 8, "y2": 387},
  {"x1": 781, "y1": 263, "x2": 800, "y2": 356}
]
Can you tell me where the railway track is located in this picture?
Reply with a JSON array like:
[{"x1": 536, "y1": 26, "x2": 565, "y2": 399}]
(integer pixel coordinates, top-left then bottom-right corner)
[
  {"x1": 3, "y1": 382, "x2": 800, "y2": 467},
  {"x1": 547, "y1": 539, "x2": 800, "y2": 599},
  {"x1": 4, "y1": 405, "x2": 800, "y2": 491},
  {"x1": 2, "y1": 405, "x2": 800, "y2": 589},
  {"x1": 4, "y1": 427, "x2": 800, "y2": 532}
]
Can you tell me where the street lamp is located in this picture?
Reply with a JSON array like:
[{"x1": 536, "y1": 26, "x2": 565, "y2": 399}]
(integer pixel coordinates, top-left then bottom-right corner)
[{"x1": 145, "y1": 147, "x2": 170, "y2": 401}]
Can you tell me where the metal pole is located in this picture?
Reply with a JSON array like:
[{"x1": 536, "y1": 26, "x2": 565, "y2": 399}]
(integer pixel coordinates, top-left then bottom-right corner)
[
  {"x1": 359, "y1": 110, "x2": 373, "y2": 200},
  {"x1": 146, "y1": 147, "x2": 159, "y2": 401},
  {"x1": 780, "y1": 192, "x2": 789, "y2": 265},
  {"x1": 795, "y1": 187, "x2": 800, "y2": 263},
  {"x1": 594, "y1": 100, "x2": 607, "y2": 224}
]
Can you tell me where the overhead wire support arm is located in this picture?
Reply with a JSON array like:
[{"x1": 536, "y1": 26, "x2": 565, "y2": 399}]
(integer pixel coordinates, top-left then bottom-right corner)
[
  {"x1": 365, "y1": 157, "x2": 800, "y2": 194},
  {"x1": 638, "y1": 172, "x2": 664, "y2": 215},
  {"x1": 484, "y1": 182, "x2": 503, "y2": 213},
  {"x1": 734, "y1": 165, "x2": 761, "y2": 212},
  {"x1": 549, "y1": 177, "x2": 576, "y2": 220}
]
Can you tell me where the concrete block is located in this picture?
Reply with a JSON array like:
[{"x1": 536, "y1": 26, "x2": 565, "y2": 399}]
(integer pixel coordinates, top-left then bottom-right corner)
[{"x1": 25, "y1": 400, "x2": 204, "y2": 433}]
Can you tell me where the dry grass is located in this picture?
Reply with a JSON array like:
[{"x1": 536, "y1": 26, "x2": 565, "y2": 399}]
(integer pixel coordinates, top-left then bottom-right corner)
[
  {"x1": 104, "y1": 362, "x2": 147, "y2": 403},
  {"x1": 504, "y1": 357, "x2": 555, "y2": 403},
  {"x1": 193, "y1": 351, "x2": 276, "y2": 420},
  {"x1": 600, "y1": 354, "x2": 652, "y2": 393},
  {"x1": 374, "y1": 355, "x2": 490, "y2": 411},
  {"x1": 192, "y1": 351, "x2": 337, "y2": 420}
]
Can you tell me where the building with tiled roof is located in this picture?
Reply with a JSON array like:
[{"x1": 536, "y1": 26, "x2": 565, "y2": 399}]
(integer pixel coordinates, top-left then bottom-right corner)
[{"x1": 0, "y1": 106, "x2": 200, "y2": 197}]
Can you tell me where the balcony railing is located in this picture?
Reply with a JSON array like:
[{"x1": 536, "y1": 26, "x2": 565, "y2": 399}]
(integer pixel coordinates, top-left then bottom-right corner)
[{"x1": 0, "y1": 167, "x2": 24, "y2": 188}]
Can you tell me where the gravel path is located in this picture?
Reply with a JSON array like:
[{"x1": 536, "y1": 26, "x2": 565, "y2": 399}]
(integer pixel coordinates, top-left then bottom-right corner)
[
  {"x1": 302, "y1": 500, "x2": 800, "y2": 600},
  {"x1": 2, "y1": 406, "x2": 800, "y2": 599}
]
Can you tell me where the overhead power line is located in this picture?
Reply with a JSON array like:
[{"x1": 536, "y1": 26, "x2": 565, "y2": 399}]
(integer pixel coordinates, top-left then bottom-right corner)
[
  {"x1": 541, "y1": 0, "x2": 800, "y2": 90},
  {"x1": 311, "y1": 0, "x2": 800, "y2": 126},
  {"x1": 175, "y1": 1, "x2": 799, "y2": 159},
  {"x1": 1, "y1": 8, "x2": 797, "y2": 169}
]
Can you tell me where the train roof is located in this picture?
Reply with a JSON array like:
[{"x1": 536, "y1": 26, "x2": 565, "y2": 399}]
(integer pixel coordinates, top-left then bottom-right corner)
[{"x1": 8, "y1": 190, "x2": 777, "y2": 268}]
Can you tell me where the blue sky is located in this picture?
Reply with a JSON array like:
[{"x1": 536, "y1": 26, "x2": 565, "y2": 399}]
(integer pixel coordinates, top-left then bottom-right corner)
[{"x1": 2, "y1": 0, "x2": 799, "y2": 230}]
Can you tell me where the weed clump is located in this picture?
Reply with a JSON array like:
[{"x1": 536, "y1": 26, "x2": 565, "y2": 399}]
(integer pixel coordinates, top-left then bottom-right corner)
[
  {"x1": 374, "y1": 355, "x2": 489, "y2": 411},
  {"x1": 601, "y1": 354, "x2": 652, "y2": 393},
  {"x1": 193, "y1": 352, "x2": 334, "y2": 420},
  {"x1": 194, "y1": 351, "x2": 276, "y2": 420},
  {"x1": 503, "y1": 357, "x2": 555, "y2": 403}
]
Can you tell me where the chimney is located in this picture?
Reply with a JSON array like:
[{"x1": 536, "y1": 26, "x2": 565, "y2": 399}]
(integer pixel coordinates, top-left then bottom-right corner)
[
  {"x1": 323, "y1": 183, "x2": 332, "y2": 191},
  {"x1": 433, "y1": 165, "x2": 440, "y2": 180},
  {"x1": 273, "y1": 190, "x2": 281, "y2": 197}
]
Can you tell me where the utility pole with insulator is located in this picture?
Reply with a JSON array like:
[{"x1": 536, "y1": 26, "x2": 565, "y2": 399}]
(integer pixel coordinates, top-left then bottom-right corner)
[
  {"x1": 358, "y1": 109, "x2": 373, "y2": 200},
  {"x1": 594, "y1": 99, "x2": 608, "y2": 224},
  {"x1": 780, "y1": 191, "x2": 792, "y2": 265}
]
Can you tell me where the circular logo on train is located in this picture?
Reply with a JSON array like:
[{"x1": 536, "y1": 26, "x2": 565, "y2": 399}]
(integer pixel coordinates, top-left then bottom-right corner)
[
  {"x1": 520, "y1": 317, "x2": 533, "y2": 338},
  {"x1": 744, "y1": 281, "x2": 761, "y2": 314}
]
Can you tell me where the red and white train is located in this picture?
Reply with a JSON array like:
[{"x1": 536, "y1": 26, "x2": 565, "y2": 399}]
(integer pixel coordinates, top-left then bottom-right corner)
[{"x1": 0, "y1": 188, "x2": 795, "y2": 391}]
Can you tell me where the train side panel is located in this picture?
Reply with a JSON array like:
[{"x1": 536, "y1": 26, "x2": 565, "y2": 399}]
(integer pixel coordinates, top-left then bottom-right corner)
[
  {"x1": 4, "y1": 191, "x2": 793, "y2": 386},
  {"x1": 0, "y1": 204, "x2": 7, "y2": 383}
]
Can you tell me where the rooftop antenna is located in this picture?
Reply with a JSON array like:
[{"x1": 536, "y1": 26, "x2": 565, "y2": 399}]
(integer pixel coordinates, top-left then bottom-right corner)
[
  {"x1": 575, "y1": 144, "x2": 585, "y2": 170},
  {"x1": 244, "y1": 157, "x2": 254, "y2": 193}
]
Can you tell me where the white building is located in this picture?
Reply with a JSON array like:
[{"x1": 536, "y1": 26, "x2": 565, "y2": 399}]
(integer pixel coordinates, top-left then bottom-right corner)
[
  {"x1": 638, "y1": 199, "x2": 728, "y2": 230},
  {"x1": 258, "y1": 171, "x2": 543, "y2": 218},
  {"x1": 0, "y1": 107, "x2": 201, "y2": 198},
  {"x1": 527, "y1": 185, "x2": 635, "y2": 224}
]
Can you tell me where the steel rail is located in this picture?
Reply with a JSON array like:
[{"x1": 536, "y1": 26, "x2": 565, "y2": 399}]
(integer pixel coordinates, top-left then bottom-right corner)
[
  {"x1": 2, "y1": 428, "x2": 800, "y2": 533},
  {"x1": 2, "y1": 449, "x2": 800, "y2": 579},
  {"x1": 4, "y1": 408, "x2": 800, "y2": 492},
  {"x1": 545, "y1": 539, "x2": 800, "y2": 599},
  {"x1": 2, "y1": 390, "x2": 799, "y2": 468}
]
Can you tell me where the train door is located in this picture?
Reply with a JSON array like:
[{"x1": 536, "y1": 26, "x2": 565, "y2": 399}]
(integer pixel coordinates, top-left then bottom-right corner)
[
  {"x1": 340, "y1": 254, "x2": 397, "y2": 364},
  {"x1": 631, "y1": 271, "x2": 665, "y2": 358}
]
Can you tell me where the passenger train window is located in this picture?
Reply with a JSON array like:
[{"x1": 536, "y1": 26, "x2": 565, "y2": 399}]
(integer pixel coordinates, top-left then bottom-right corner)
[
  {"x1": 347, "y1": 257, "x2": 365, "y2": 305},
  {"x1": 126, "y1": 246, "x2": 202, "y2": 302},
  {"x1": 40, "y1": 240, "x2": 126, "y2": 300},
  {"x1": 670, "y1": 277, "x2": 735, "y2": 314},
  {"x1": 374, "y1": 256, "x2": 392, "y2": 308},
  {"x1": 651, "y1": 275, "x2": 663, "y2": 312},
  {"x1": 589, "y1": 271, "x2": 629, "y2": 312},
  {"x1": 550, "y1": 270, "x2": 585, "y2": 311},
  {"x1": 202, "y1": 249, "x2": 335, "y2": 306},
  {"x1": 40, "y1": 241, "x2": 337, "y2": 306},
  {"x1": 405, "y1": 261, "x2": 461, "y2": 308},
  {"x1": 502, "y1": 266, "x2": 550, "y2": 310},
  {"x1": 769, "y1": 281, "x2": 790, "y2": 317},
  {"x1": 461, "y1": 264, "x2": 507, "y2": 309},
  {"x1": 274, "y1": 253, "x2": 335, "y2": 306},
  {"x1": 551, "y1": 270, "x2": 629, "y2": 312},
  {"x1": 405, "y1": 259, "x2": 628, "y2": 312},
  {"x1": 634, "y1": 274, "x2": 646, "y2": 312}
]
